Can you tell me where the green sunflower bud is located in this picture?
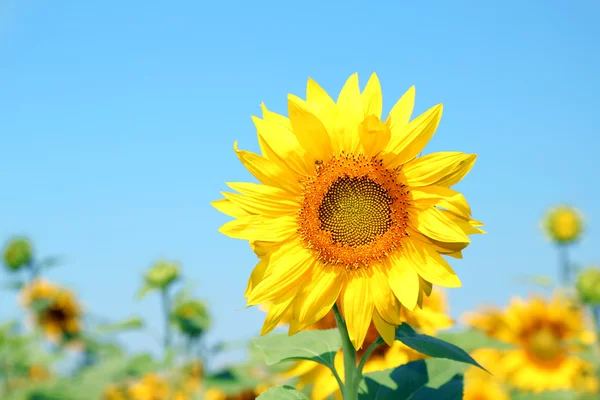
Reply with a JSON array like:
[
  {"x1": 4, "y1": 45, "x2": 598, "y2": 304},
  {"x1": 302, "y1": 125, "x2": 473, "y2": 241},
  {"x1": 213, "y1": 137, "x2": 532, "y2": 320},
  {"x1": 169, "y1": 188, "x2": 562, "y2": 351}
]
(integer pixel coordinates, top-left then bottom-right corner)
[
  {"x1": 3, "y1": 237, "x2": 33, "y2": 272},
  {"x1": 173, "y1": 299, "x2": 210, "y2": 337},
  {"x1": 137, "y1": 261, "x2": 180, "y2": 299},
  {"x1": 576, "y1": 266, "x2": 600, "y2": 305}
]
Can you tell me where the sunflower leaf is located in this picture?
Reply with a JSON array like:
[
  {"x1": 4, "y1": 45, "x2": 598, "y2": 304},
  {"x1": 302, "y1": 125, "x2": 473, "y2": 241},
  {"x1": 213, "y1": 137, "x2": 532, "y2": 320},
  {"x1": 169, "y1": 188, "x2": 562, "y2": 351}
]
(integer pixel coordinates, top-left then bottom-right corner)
[
  {"x1": 358, "y1": 360, "x2": 428, "y2": 400},
  {"x1": 393, "y1": 324, "x2": 485, "y2": 371},
  {"x1": 257, "y1": 385, "x2": 309, "y2": 400},
  {"x1": 436, "y1": 329, "x2": 514, "y2": 353},
  {"x1": 512, "y1": 390, "x2": 578, "y2": 400},
  {"x1": 407, "y1": 373, "x2": 464, "y2": 400},
  {"x1": 204, "y1": 367, "x2": 261, "y2": 395},
  {"x1": 95, "y1": 316, "x2": 145, "y2": 334},
  {"x1": 251, "y1": 328, "x2": 341, "y2": 370}
]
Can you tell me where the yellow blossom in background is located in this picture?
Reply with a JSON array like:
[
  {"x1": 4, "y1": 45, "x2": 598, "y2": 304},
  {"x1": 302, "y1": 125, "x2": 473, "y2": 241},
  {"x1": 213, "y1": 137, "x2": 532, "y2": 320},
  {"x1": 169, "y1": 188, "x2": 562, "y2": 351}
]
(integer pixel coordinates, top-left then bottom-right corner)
[
  {"x1": 466, "y1": 293, "x2": 597, "y2": 394},
  {"x1": 542, "y1": 205, "x2": 584, "y2": 244},
  {"x1": 180, "y1": 361, "x2": 204, "y2": 394},
  {"x1": 213, "y1": 72, "x2": 484, "y2": 350},
  {"x1": 128, "y1": 373, "x2": 176, "y2": 400},
  {"x1": 2, "y1": 236, "x2": 33, "y2": 271},
  {"x1": 277, "y1": 289, "x2": 452, "y2": 400},
  {"x1": 20, "y1": 279, "x2": 84, "y2": 343},
  {"x1": 463, "y1": 349, "x2": 510, "y2": 400},
  {"x1": 29, "y1": 364, "x2": 51, "y2": 382},
  {"x1": 204, "y1": 384, "x2": 268, "y2": 400},
  {"x1": 103, "y1": 384, "x2": 129, "y2": 400}
]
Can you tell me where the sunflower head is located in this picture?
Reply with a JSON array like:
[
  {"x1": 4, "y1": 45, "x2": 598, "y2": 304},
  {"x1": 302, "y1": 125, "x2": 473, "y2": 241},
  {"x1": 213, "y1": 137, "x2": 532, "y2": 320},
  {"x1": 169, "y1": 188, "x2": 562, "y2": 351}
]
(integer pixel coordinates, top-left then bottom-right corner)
[
  {"x1": 20, "y1": 279, "x2": 83, "y2": 343},
  {"x1": 214, "y1": 72, "x2": 483, "y2": 350},
  {"x1": 576, "y1": 266, "x2": 600, "y2": 305},
  {"x1": 467, "y1": 293, "x2": 595, "y2": 393},
  {"x1": 172, "y1": 299, "x2": 211, "y2": 338},
  {"x1": 2, "y1": 236, "x2": 33, "y2": 272},
  {"x1": 145, "y1": 260, "x2": 180, "y2": 289},
  {"x1": 463, "y1": 349, "x2": 510, "y2": 400},
  {"x1": 542, "y1": 206, "x2": 584, "y2": 244}
]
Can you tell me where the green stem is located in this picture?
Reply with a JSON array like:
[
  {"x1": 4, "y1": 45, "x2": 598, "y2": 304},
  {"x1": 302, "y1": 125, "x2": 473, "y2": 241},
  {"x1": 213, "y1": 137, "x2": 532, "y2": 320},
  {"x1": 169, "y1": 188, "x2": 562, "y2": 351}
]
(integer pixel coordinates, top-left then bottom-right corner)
[
  {"x1": 333, "y1": 304, "x2": 358, "y2": 400},
  {"x1": 160, "y1": 288, "x2": 172, "y2": 352},
  {"x1": 557, "y1": 243, "x2": 571, "y2": 286},
  {"x1": 356, "y1": 338, "x2": 382, "y2": 377}
]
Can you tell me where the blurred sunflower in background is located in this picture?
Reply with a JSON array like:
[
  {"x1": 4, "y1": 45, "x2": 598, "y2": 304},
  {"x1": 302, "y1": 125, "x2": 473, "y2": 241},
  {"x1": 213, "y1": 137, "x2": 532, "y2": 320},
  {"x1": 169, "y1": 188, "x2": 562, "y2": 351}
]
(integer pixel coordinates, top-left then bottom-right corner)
[
  {"x1": 214, "y1": 72, "x2": 483, "y2": 350},
  {"x1": 542, "y1": 205, "x2": 584, "y2": 244},
  {"x1": 268, "y1": 289, "x2": 452, "y2": 400},
  {"x1": 20, "y1": 279, "x2": 83, "y2": 344},
  {"x1": 465, "y1": 293, "x2": 597, "y2": 394},
  {"x1": 463, "y1": 349, "x2": 510, "y2": 400}
]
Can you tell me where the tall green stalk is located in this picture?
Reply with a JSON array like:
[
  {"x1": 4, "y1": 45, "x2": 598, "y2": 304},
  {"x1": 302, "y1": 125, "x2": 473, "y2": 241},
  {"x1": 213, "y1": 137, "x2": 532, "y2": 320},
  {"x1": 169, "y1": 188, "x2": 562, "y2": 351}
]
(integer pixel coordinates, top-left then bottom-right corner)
[
  {"x1": 160, "y1": 288, "x2": 172, "y2": 352},
  {"x1": 557, "y1": 243, "x2": 571, "y2": 286},
  {"x1": 333, "y1": 304, "x2": 358, "y2": 400}
]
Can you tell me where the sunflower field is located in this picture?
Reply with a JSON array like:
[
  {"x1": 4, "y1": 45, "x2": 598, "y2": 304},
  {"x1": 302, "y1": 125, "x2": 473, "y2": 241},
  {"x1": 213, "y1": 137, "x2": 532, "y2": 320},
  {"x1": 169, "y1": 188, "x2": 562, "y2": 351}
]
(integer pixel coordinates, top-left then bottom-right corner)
[{"x1": 2, "y1": 72, "x2": 600, "y2": 400}]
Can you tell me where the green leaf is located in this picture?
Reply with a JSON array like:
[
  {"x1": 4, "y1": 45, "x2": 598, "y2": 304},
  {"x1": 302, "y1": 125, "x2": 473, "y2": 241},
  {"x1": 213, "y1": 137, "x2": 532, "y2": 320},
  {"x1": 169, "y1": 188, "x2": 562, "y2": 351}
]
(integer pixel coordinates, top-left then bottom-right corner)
[
  {"x1": 394, "y1": 324, "x2": 484, "y2": 371},
  {"x1": 436, "y1": 329, "x2": 514, "y2": 353},
  {"x1": 423, "y1": 358, "x2": 468, "y2": 389},
  {"x1": 257, "y1": 385, "x2": 309, "y2": 400},
  {"x1": 408, "y1": 374, "x2": 464, "y2": 400},
  {"x1": 95, "y1": 316, "x2": 145, "y2": 334},
  {"x1": 512, "y1": 390, "x2": 577, "y2": 400},
  {"x1": 135, "y1": 284, "x2": 154, "y2": 300},
  {"x1": 204, "y1": 367, "x2": 260, "y2": 395},
  {"x1": 358, "y1": 360, "x2": 428, "y2": 400},
  {"x1": 252, "y1": 328, "x2": 341, "y2": 370}
]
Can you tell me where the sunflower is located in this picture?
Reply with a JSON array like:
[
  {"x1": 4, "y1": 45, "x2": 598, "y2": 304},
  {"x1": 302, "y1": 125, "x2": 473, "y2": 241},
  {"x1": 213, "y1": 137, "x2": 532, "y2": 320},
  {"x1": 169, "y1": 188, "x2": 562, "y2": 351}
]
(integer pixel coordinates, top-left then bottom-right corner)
[
  {"x1": 463, "y1": 349, "x2": 510, "y2": 400},
  {"x1": 102, "y1": 384, "x2": 129, "y2": 400},
  {"x1": 466, "y1": 294, "x2": 597, "y2": 393},
  {"x1": 279, "y1": 289, "x2": 452, "y2": 400},
  {"x1": 213, "y1": 72, "x2": 483, "y2": 349},
  {"x1": 20, "y1": 279, "x2": 83, "y2": 343},
  {"x1": 542, "y1": 205, "x2": 584, "y2": 244}
]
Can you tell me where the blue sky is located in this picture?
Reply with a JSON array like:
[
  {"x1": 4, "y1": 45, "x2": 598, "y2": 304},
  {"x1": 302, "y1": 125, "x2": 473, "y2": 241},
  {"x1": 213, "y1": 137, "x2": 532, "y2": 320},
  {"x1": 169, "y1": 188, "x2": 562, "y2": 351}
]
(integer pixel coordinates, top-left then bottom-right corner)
[{"x1": 1, "y1": 0, "x2": 599, "y2": 369}]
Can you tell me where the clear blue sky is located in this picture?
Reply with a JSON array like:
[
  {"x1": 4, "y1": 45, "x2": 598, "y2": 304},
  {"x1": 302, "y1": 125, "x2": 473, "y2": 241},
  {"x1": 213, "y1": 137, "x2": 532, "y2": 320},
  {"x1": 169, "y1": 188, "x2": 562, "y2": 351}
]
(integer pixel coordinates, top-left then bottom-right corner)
[{"x1": 2, "y1": 0, "x2": 600, "y2": 369}]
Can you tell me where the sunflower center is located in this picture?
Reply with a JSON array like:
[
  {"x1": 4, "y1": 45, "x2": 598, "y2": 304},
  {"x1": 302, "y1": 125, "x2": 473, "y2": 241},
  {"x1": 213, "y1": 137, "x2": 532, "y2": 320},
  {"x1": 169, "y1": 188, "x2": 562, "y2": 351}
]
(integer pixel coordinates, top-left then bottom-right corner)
[
  {"x1": 46, "y1": 306, "x2": 67, "y2": 323},
  {"x1": 318, "y1": 177, "x2": 392, "y2": 246},
  {"x1": 527, "y1": 327, "x2": 563, "y2": 362},
  {"x1": 298, "y1": 154, "x2": 410, "y2": 269}
]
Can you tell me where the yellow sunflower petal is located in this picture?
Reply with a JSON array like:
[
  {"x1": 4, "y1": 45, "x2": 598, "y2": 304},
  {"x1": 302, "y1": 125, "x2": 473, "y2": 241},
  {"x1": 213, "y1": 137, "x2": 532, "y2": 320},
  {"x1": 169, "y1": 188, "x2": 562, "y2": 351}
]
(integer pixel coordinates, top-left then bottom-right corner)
[
  {"x1": 383, "y1": 103, "x2": 442, "y2": 169},
  {"x1": 385, "y1": 86, "x2": 415, "y2": 133},
  {"x1": 245, "y1": 257, "x2": 269, "y2": 297},
  {"x1": 358, "y1": 115, "x2": 392, "y2": 157},
  {"x1": 342, "y1": 271, "x2": 374, "y2": 350},
  {"x1": 370, "y1": 266, "x2": 402, "y2": 324},
  {"x1": 218, "y1": 214, "x2": 298, "y2": 242},
  {"x1": 288, "y1": 95, "x2": 333, "y2": 161},
  {"x1": 372, "y1": 310, "x2": 396, "y2": 346},
  {"x1": 410, "y1": 207, "x2": 470, "y2": 244},
  {"x1": 335, "y1": 73, "x2": 363, "y2": 152},
  {"x1": 210, "y1": 199, "x2": 250, "y2": 218},
  {"x1": 361, "y1": 72, "x2": 382, "y2": 119},
  {"x1": 295, "y1": 264, "x2": 343, "y2": 330},
  {"x1": 386, "y1": 253, "x2": 420, "y2": 311},
  {"x1": 234, "y1": 141, "x2": 300, "y2": 194},
  {"x1": 253, "y1": 108, "x2": 315, "y2": 176},
  {"x1": 261, "y1": 293, "x2": 296, "y2": 335},
  {"x1": 247, "y1": 240, "x2": 314, "y2": 305},
  {"x1": 403, "y1": 152, "x2": 476, "y2": 188},
  {"x1": 221, "y1": 191, "x2": 298, "y2": 217},
  {"x1": 410, "y1": 186, "x2": 472, "y2": 217},
  {"x1": 403, "y1": 240, "x2": 462, "y2": 288}
]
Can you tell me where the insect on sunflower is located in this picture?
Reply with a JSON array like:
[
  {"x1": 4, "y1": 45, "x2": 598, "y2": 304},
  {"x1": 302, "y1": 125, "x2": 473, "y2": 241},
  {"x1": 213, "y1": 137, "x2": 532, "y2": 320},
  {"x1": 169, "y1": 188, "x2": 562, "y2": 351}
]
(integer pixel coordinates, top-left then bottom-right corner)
[{"x1": 213, "y1": 72, "x2": 484, "y2": 349}]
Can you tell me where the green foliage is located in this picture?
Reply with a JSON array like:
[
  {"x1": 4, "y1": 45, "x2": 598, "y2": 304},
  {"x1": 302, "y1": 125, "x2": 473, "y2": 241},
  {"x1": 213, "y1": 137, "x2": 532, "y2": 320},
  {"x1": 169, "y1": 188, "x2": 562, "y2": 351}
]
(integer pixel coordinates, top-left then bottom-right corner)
[
  {"x1": 204, "y1": 366, "x2": 261, "y2": 395},
  {"x1": 358, "y1": 360, "x2": 428, "y2": 400},
  {"x1": 257, "y1": 385, "x2": 309, "y2": 399},
  {"x1": 407, "y1": 374, "x2": 464, "y2": 400},
  {"x1": 252, "y1": 328, "x2": 341, "y2": 370},
  {"x1": 137, "y1": 260, "x2": 180, "y2": 299},
  {"x1": 95, "y1": 316, "x2": 145, "y2": 334},
  {"x1": 2, "y1": 237, "x2": 33, "y2": 272},
  {"x1": 392, "y1": 324, "x2": 485, "y2": 371}
]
